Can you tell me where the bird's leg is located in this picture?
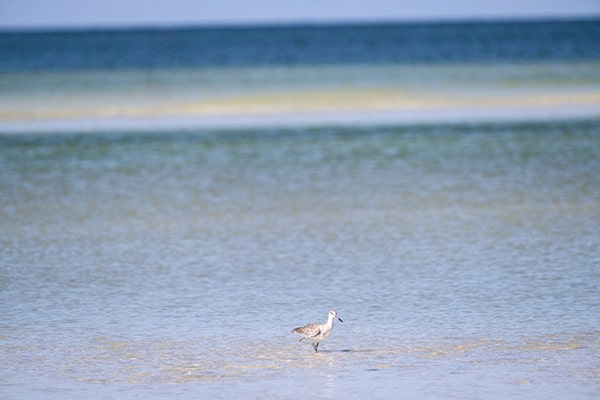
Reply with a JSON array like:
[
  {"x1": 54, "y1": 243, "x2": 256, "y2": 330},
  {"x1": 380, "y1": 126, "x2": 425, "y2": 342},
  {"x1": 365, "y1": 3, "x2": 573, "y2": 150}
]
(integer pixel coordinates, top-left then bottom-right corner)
[
  {"x1": 313, "y1": 342, "x2": 319, "y2": 352},
  {"x1": 299, "y1": 337, "x2": 304, "y2": 342}
]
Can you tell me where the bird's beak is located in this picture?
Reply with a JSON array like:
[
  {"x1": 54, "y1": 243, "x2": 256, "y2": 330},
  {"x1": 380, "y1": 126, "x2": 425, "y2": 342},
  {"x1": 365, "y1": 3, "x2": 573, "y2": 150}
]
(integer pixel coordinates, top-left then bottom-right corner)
[{"x1": 338, "y1": 317, "x2": 343, "y2": 323}]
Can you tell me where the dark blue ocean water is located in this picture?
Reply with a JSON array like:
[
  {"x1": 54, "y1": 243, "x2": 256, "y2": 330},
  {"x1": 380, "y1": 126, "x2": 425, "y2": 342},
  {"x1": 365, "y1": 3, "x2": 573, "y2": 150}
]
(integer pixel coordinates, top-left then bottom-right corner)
[{"x1": 1, "y1": 19, "x2": 600, "y2": 71}]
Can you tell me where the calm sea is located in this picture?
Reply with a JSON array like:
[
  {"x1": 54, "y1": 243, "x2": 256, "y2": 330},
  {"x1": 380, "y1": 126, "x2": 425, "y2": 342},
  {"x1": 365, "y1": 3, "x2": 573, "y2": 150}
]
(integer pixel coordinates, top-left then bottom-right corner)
[{"x1": 1, "y1": 20, "x2": 600, "y2": 399}]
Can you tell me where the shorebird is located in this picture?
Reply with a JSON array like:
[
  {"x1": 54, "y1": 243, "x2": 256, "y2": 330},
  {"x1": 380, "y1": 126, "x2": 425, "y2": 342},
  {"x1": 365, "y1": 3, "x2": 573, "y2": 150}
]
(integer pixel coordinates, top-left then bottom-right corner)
[{"x1": 291, "y1": 310, "x2": 343, "y2": 352}]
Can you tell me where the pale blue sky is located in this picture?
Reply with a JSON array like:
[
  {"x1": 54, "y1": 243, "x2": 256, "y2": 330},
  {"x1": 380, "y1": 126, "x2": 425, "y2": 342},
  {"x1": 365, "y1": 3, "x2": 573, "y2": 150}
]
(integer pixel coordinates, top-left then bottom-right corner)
[{"x1": 1, "y1": 0, "x2": 599, "y2": 29}]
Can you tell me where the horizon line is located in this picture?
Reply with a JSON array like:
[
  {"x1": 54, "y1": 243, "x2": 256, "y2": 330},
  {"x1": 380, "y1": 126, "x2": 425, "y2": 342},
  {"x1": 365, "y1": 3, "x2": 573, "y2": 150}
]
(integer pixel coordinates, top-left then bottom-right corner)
[{"x1": 1, "y1": 14, "x2": 599, "y2": 34}]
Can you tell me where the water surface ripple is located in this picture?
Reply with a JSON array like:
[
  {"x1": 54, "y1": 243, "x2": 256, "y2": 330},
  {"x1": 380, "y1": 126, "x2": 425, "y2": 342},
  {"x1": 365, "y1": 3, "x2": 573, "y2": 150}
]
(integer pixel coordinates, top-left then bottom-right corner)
[{"x1": 1, "y1": 120, "x2": 599, "y2": 398}]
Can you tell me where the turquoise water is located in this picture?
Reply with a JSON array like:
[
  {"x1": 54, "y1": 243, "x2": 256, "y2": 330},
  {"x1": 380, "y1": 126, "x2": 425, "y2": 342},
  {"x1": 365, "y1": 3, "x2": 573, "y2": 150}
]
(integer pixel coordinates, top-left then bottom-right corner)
[
  {"x1": 1, "y1": 20, "x2": 600, "y2": 399},
  {"x1": 1, "y1": 121, "x2": 600, "y2": 399}
]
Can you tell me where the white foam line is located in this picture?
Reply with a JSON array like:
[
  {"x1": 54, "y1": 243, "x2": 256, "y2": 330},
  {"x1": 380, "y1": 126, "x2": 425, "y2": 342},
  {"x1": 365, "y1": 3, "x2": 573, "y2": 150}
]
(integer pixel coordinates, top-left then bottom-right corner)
[{"x1": 1, "y1": 106, "x2": 599, "y2": 134}]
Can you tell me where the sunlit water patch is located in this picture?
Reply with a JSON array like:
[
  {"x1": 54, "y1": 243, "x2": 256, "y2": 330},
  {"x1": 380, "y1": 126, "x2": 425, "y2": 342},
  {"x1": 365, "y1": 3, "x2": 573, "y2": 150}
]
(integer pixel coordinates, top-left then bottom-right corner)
[{"x1": 2, "y1": 62, "x2": 600, "y2": 131}]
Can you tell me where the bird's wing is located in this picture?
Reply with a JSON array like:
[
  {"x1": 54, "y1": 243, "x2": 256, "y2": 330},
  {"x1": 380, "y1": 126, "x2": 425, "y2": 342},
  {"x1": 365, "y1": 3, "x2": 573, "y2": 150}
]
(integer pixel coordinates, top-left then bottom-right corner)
[
  {"x1": 305, "y1": 324, "x2": 322, "y2": 338},
  {"x1": 310, "y1": 327, "x2": 322, "y2": 338},
  {"x1": 292, "y1": 323, "x2": 321, "y2": 338}
]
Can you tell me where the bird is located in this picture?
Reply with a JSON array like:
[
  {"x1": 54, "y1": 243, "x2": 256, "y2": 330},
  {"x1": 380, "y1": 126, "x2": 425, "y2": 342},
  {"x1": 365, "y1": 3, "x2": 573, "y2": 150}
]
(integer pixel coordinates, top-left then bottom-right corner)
[{"x1": 291, "y1": 310, "x2": 343, "y2": 352}]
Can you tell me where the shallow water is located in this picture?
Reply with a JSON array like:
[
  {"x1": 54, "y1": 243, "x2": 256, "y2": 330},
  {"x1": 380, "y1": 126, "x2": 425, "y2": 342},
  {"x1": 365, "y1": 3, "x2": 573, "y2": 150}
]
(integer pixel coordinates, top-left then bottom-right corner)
[{"x1": 1, "y1": 120, "x2": 599, "y2": 399}]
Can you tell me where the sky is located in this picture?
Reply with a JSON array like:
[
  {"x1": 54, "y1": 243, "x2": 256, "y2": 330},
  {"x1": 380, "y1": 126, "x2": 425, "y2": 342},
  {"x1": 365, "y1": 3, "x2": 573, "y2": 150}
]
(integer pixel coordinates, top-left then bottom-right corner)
[{"x1": 1, "y1": 0, "x2": 599, "y2": 29}]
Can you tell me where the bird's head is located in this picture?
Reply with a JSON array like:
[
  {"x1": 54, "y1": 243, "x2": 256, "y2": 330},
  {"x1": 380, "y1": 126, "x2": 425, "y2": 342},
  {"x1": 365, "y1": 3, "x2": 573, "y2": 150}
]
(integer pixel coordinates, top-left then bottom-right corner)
[{"x1": 329, "y1": 310, "x2": 343, "y2": 323}]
